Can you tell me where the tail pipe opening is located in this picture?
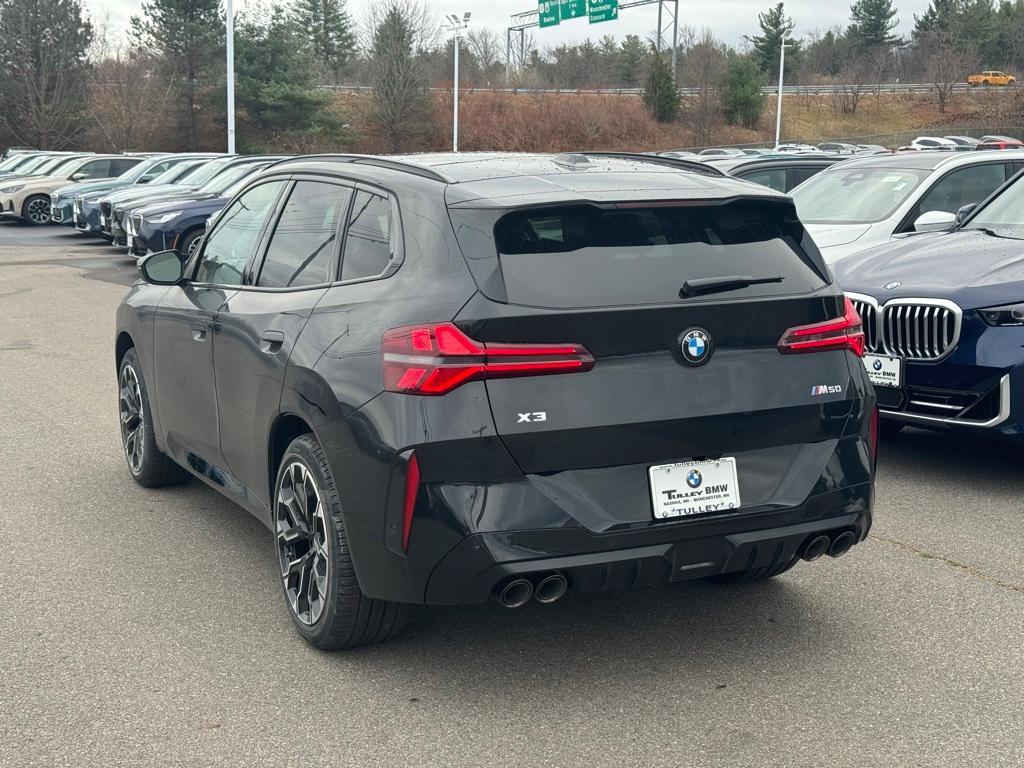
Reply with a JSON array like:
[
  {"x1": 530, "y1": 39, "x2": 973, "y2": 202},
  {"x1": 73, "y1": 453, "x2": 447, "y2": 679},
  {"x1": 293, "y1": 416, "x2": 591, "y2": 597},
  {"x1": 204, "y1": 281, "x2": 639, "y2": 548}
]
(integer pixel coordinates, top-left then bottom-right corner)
[
  {"x1": 828, "y1": 530, "x2": 857, "y2": 558},
  {"x1": 495, "y1": 578, "x2": 534, "y2": 609},
  {"x1": 801, "y1": 534, "x2": 831, "y2": 561},
  {"x1": 534, "y1": 573, "x2": 568, "y2": 604}
]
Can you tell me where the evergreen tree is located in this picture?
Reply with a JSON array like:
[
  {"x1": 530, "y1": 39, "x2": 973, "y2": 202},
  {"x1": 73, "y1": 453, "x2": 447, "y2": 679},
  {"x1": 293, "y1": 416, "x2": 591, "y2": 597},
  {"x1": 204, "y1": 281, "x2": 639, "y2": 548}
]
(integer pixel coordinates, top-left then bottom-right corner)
[
  {"x1": 643, "y1": 52, "x2": 679, "y2": 122},
  {"x1": 369, "y1": 3, "x2": 434, "y2": 152},
  {"x1": 290, "y1": 0, "x2": 356, "y2": 82},
  {"x1": 618, "y1": 34, "x2": 647, "y2": 86},
  {"x1": 746, "y1": 3, "x2": 801, "y2": 77},
  {"x1": 849, "y1": 0, "x2": 901, "y2": 48},
  {"x1": 131, "y1": 0, "x2": 223, "y2": 150},
  {"x1": 720, "y1": 55, "x2": 767, "y2": 129},
  {"x1": 0, "y1": 0, "x2": 93, "y2": 147}
]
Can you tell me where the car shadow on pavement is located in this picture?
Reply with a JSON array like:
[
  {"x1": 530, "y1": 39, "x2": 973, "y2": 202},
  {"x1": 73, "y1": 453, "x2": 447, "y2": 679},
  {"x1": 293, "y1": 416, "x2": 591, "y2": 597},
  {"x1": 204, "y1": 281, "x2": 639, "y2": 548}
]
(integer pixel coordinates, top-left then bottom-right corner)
[{"x1": 878, "y1": 426, "x2": 1024, "y2": 482}]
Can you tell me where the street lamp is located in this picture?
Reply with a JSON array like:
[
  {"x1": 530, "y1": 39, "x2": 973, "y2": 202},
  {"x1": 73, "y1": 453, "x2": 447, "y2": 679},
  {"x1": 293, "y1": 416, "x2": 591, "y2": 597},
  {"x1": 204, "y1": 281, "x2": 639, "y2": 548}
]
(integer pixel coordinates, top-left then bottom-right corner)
[
  {"x1": 445, "y1": 12, "x2": 471, "y2": 153},
  {"x1": 226, "y1": 0, "x2": 236, "y2": 153},
  {"x1": 774, "y1": 38, "x2": 791, "y2": 150}
]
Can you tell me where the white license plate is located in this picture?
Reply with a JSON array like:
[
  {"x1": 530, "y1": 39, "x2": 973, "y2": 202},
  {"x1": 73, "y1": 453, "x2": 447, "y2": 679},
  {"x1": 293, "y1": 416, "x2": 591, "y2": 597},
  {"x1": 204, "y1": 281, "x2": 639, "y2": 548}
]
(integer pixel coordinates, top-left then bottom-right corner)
[
  {"x1": 863, "y1": 354, "x2": 902, "y2": 388},
  {"x1": 649, "y1": 458, "x2": 741, "y2": 519}
]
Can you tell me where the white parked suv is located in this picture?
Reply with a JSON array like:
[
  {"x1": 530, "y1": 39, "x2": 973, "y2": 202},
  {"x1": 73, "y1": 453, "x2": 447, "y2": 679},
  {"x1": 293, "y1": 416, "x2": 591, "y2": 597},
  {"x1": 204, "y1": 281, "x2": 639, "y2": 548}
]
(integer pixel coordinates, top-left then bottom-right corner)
[
  {"x1": 909, "y1": 136, "x2": 961, "y2": 151},
  {"x1": 790, "y1": 149, "x2": 1024, "y2": 262}
]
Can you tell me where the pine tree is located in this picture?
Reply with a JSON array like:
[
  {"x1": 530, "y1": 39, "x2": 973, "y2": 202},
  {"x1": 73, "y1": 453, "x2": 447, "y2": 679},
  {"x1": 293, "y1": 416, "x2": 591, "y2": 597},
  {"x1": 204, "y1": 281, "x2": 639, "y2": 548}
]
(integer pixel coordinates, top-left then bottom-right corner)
[
  {"x1": 369, "y1": 3, "x2": 434, "y2": 152},
  {"x1": 746, "y1": 3, "x2": 801, "y2": 77},
  {"x1": 720, "y1": 55, "x2": 767, "y2": 129},
  {"x1": 618, "y1": 34, "x2": 647, "y2": 86},
  {"x1": 643, "y1": 52, "x2": 679, "y2": 123},
  {"x1": 131, "y1": 0, "x2": 223, "y2": 150},
  {"x1": 850, "y1": 0, "x2": 901, "y2": 48},
  {"x1": 290, "y1": 0, "x2": 355, "y2": 82},
  {"x1": 0, "y1": 0, "x2": 93, "y2": 147}
]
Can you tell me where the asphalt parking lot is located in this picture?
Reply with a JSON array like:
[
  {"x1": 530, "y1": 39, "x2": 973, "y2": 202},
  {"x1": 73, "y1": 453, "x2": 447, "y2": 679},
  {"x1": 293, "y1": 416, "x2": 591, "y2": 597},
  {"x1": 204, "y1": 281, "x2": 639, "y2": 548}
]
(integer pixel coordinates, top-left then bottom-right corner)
[{"x1": 1, "y1": 222, "x2": 1022, "y2": 767}]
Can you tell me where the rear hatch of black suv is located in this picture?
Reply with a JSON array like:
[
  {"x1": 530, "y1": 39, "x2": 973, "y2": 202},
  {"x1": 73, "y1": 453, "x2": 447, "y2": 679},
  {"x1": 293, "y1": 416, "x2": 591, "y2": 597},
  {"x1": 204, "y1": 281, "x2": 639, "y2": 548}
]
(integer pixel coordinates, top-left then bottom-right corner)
[{"x1": 442, "y1": 186, "x2": 871, "y2": 534}]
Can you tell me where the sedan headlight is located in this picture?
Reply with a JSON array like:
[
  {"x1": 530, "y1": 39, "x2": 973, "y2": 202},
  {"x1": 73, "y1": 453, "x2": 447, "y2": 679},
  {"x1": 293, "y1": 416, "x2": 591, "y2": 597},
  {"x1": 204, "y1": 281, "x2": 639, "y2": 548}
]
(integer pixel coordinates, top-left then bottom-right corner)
[
  {"x1": 0, "y1": 184, "x2": 25, "y2": 194},
  {"x1": 147, "y1": 210, "x2": 183, "y2": 224},
  {"x1": 978, "y1": 303, "x2": 1024, "y2": 326}
]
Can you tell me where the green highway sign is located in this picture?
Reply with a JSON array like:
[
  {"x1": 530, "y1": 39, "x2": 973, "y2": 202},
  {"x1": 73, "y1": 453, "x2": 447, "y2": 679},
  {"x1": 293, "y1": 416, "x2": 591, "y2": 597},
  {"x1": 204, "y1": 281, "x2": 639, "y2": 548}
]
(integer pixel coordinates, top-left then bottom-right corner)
[
  {"x1": 538, "y1": 0, "x2": 560, "y2": 26},
  {"x1": 560, "y1": 0, "x2": 587, "y2": 19},
  {"x1": 588, "y1": 0, "x2": 617, "y2": 22}
]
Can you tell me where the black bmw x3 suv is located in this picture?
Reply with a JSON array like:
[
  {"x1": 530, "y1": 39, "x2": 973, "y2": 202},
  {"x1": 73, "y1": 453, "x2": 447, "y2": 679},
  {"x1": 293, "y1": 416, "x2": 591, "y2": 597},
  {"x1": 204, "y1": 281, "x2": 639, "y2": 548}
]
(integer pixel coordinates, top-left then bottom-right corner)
[{"x1": 116, "y1": 152, "x2": 876, "y2": 649}]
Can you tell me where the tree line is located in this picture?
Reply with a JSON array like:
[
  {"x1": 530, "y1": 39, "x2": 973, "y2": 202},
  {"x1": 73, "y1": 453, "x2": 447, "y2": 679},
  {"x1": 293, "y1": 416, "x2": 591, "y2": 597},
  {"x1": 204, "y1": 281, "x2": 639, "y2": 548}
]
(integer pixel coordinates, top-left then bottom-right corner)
[{"x1": 0, "y1": 0, "x2": 1021, "y2": 152}]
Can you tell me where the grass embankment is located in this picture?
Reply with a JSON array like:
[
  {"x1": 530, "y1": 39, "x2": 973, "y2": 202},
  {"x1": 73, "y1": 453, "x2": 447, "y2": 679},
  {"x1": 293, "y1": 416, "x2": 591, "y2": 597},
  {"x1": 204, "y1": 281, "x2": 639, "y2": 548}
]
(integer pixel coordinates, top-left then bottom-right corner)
[{"x1": 328, "y1": 88, "x2": 1019, "y2": 154}]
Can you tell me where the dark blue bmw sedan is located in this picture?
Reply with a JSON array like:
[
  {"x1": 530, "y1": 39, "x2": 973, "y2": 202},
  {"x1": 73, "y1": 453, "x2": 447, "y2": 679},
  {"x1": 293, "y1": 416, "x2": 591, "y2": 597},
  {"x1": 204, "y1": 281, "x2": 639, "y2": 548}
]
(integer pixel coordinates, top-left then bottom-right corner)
[{"x1": 834, "y1": 170, "x2": 1024, "y2": 441}]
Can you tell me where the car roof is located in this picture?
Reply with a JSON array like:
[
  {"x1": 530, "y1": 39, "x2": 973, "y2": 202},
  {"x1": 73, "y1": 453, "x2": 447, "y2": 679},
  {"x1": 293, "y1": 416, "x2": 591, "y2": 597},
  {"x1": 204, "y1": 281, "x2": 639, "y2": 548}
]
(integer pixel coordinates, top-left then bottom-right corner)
[
  {"x1": 719, "y1": 157, "x2": 844, "y2": 173},
  {"x1": 820, "y1": 149, "x2": 1024, "y2": 171},
  {"x1": 267, "y1": 152, "x2": 786, "y2": 207}
]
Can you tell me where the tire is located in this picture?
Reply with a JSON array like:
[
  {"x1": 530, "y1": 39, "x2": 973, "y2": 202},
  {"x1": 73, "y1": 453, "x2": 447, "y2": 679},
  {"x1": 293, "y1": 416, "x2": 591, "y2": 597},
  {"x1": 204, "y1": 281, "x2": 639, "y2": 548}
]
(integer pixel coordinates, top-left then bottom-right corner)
[
  {"x1": 22, "y1": 194, "x2": 51, "y2": 225},
  {"x1": 983, "y1": 79, "x2": 991, "y2": 86},
  {"x1": 177, "y1": 228, "x2": 204, "y2": 259},
  {"x1": 118, "y1": 348, "x2": 190, "y2": 487},
  {"x1": 707, "y1": 556, "x2": 798, "y2": 584},
  {"x1": 273, "y1": 434, "x2": 408, "y2": 650}
]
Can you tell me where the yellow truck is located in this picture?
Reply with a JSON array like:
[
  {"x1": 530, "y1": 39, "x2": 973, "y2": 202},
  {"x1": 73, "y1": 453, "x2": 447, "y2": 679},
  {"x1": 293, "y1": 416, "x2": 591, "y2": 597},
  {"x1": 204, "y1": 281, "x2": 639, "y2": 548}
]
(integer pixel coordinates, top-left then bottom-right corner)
[{"x1": 967, "y1": 70, "x2": 1016, "y2": 86}]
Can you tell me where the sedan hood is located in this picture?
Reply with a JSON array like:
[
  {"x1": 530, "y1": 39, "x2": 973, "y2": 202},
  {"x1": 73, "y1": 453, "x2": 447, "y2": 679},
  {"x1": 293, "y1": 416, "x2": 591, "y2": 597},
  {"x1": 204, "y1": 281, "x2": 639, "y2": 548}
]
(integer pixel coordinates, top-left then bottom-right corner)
[
  {"x1": 101, "y1": 183, "x2": 193, "y2": 205},
  {"x1": 55, "y1": 178, "x2": 125, "y2": 198},
  {"x1": 805, "y1": 223, "x2": 872, "y2": 249},
  {"x1": 833, "y1": 228, "x2": 1024, "y2": 309},
  {"x1": 137, "y1": 195, "x2": 226, "y2": 219},
  {"x1": 120, "y1": 190, "x2": 212, "y2": 213}
]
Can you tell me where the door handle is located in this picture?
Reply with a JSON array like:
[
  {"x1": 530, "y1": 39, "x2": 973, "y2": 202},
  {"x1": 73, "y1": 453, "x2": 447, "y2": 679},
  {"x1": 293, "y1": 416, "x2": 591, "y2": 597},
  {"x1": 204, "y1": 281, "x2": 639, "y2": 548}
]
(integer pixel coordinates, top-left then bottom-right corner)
[
  {"x1": 191, "y1": 322, "x2": 208, "y2": 341},
  {"x1": 260, "y1": 330, "x2": 285, "y2": 353}
]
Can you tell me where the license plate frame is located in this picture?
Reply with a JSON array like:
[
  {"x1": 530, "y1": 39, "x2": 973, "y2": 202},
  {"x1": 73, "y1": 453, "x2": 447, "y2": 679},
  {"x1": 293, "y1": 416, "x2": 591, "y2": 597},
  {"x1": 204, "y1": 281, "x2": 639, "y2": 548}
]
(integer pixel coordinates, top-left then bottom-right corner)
[
  {"x1": 863, "y1": 353, "x2": 903, "y2": 388},
  {"x1": 648, "y1": 458, "x2": 741, "y2": 520}
]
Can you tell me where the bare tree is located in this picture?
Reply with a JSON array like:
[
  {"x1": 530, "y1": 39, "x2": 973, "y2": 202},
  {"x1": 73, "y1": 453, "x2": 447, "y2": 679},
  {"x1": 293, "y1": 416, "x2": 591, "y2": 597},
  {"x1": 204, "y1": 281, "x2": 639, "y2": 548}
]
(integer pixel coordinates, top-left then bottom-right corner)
[
  {"x1": 922, "y1": 29, "x2": 976, "y2": 113},
  {"x1": 682, "y1": 28, "x2": 726, "y2": 145}
]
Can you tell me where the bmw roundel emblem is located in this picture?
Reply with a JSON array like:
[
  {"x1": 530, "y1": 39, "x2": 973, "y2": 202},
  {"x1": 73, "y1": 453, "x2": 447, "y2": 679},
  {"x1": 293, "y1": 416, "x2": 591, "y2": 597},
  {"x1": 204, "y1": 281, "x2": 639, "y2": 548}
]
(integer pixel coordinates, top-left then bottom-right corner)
[
  {"x1": 872, "y1": 359, "x2": 883, "y2": 371},
  {"x1": 883, "y1": 280, "x2": 902, "y2": 291},
  {"x1": 679, "y1": 328, "x2": 713, "y2": 367},
  {"x1": 686, "y1": 469, "x2": 703, "y2": 488}
]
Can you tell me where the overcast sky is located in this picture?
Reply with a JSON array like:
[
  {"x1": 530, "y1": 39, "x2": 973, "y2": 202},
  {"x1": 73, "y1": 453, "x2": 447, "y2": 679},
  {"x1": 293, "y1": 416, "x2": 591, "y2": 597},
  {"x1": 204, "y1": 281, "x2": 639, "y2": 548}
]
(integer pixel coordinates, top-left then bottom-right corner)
[{"x1": 87, "y1": 0, "x2": 936, "y2": 49}]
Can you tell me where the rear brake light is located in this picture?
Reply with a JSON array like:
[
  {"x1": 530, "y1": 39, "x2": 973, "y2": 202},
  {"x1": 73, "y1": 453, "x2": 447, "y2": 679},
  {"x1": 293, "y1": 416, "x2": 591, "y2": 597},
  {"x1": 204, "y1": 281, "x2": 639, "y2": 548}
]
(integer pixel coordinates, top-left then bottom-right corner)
[
  {"x1": 382, "y1": 323, "x2": 595, "y2": 395},
  {"x1": 777, "y1": 297, "x2": 866, "y2": 357}
]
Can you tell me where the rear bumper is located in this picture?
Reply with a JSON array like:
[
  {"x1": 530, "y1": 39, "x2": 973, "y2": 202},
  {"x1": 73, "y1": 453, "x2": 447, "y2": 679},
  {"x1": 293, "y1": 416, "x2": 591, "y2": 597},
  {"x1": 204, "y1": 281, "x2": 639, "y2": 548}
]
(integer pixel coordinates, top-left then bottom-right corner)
[{"x1": 424, "y1": 485, "x2": 871, "y2": 604}]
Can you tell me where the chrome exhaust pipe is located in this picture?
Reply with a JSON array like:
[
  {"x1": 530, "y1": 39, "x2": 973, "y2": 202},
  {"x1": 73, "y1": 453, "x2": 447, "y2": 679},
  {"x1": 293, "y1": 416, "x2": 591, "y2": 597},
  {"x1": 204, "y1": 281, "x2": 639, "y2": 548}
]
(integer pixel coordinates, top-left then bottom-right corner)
[
  {"x1": 828, "y1": 531, "x2": 857, "y2": 558},
  {"x1": 497, "y1": 578, "x2": 533, "y2": 609},
  {"x1": 534, "y1": 573, "x2": 568, "y2": 604},
  {"x1": 801, "y1": 534, "x2": 831, "y2": 562}
]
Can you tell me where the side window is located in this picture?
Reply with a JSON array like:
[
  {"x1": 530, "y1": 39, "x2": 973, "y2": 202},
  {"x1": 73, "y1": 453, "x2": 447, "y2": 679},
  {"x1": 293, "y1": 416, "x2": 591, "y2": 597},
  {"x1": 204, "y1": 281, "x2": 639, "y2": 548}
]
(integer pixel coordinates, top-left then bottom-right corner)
[
  {"x1": 75, "y1": 160, "x2": 110, "y2": 179},
  {"x1": 195, "y1": 181, "x2": 285, "y2": 286},
  {"x1": 257, "y1": 181, "x2": 351, "y2": 288},
  {"x1": 341, "y1": 190, "x2": 395, "y2": 281},
  {"x1": 914, "y1": 164, "x2": 1008, "y2": 223},
  {"x1": 737, "y1": 168, "x2": 787, "y2": 192},
  {"x1": 791, "y1": 166, "x2": 824, "y2": 188},
  {"x1": 110, "y1": 159, "x2": 139, "y2": 176}
]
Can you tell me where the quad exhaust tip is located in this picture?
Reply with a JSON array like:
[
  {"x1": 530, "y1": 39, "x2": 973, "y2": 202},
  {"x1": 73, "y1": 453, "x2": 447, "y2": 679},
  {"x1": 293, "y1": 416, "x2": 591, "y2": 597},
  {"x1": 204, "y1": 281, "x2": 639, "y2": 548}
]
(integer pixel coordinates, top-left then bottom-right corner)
[
  {"x1": 534, "y1": 573, "x2": 568, "y2": 604},
  {"x1": 828, "y1": 531, "x2": 857, "y2": 558},
  {"x1": 802, "y1": 535, "x2": 831, "y2": 562},
  {"x1": 498, "y1": 578, "x2": 533, "y2": 609}
]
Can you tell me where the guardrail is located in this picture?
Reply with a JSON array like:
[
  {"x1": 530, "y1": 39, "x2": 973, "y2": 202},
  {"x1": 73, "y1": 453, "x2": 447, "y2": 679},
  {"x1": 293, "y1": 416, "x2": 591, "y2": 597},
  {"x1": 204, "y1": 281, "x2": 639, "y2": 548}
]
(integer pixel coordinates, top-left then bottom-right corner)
[{"x1": 319, "y1": 82, "x2": 990, "y2": 96}]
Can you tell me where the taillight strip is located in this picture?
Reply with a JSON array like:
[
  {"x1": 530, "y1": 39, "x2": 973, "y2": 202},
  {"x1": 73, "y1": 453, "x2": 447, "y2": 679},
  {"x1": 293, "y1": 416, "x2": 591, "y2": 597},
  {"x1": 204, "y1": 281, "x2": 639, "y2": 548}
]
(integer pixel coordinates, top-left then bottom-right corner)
[
  {"x1": 401, "y1": 453, "x2": 420, "y2": 552},
  {"x1": 777, "y1": 297, "x2": 866, "y2": 357}
]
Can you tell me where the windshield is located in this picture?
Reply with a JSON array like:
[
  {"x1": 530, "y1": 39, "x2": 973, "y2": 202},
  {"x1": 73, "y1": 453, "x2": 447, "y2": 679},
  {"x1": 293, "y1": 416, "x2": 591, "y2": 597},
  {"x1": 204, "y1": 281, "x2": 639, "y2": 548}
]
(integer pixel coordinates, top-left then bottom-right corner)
[
  {"x1": 18, "y1": 155, "x2": 60, "y2": 174},
  {"x1": 791, "y1": 168, "x2": 929, "y2": 224},
  {"x1": 221, "y1": 167, "x2": 267, "y2": 198},
  {"x1": 150, "y1": 160, "x2": 203, "y2": 185},
  {"x1": 453, "y1": 201, "x2": 828, "y2": 309},
  {"x1": 201, "y1": 162, "x2": 266, "y2": 194},
  {"x1": 41, "y1": 156, "x2": 85, "y2": 176},
  {"x1": 118, "y1": 156, "x2": 169, "y2": 183},
  {"x1": 0, "y1": 154, "x2": 34, "y2": 171},
  {"x1": 181, "y1": 158, "x2": 235, "y2": 187},
  {"x1": 965, "y1": 174, "x2": 1024, "y2": 235}
]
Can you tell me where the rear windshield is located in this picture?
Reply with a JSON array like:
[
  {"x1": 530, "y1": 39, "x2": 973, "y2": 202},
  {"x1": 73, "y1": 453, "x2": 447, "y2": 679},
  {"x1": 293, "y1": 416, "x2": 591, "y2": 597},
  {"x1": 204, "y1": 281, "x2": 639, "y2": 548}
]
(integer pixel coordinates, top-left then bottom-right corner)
[{"x1": 455, "y1": 201, "x2": 828, "y2": 309}]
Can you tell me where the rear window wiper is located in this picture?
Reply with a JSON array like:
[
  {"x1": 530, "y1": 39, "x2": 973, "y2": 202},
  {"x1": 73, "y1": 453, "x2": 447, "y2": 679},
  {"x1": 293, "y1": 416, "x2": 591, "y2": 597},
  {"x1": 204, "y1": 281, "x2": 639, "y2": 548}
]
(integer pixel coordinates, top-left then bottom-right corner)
[{"x1": 680, "y1": 274, "x2": 785, "y2": 298}]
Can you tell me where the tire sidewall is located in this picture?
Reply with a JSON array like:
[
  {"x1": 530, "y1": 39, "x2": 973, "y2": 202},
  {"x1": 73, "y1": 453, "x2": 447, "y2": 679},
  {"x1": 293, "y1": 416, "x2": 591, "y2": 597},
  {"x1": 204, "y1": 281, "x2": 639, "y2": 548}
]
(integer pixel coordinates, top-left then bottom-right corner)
[{"x1": 274, "y1": 436, "x2": 349, "y2": 646}]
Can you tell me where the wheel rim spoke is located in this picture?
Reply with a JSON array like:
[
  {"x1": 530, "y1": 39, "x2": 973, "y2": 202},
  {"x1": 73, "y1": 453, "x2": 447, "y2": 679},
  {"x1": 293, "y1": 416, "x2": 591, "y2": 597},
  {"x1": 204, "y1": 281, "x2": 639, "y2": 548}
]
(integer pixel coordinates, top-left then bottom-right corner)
[
  {"x1": 275, "y1": 461, "x2": 328, "y2": 626},
  {"x1": 119, "y1": 365, "x2": 145, "y2": 473}
]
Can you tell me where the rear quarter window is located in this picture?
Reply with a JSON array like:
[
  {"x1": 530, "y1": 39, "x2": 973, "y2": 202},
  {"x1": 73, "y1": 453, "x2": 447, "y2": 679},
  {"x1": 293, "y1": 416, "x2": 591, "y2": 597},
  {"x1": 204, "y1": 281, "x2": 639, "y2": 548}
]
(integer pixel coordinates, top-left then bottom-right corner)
[{"x1": 453, "y1": 200, "x2": 828, "y2": 309}]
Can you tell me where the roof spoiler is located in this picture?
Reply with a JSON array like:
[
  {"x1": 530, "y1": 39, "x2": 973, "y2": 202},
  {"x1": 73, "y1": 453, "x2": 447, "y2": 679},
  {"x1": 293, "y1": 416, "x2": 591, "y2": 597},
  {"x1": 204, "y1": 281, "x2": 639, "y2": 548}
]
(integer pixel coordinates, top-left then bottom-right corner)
[{"x1": 577, "y1": 151, "x2": 727, "y2": 177}]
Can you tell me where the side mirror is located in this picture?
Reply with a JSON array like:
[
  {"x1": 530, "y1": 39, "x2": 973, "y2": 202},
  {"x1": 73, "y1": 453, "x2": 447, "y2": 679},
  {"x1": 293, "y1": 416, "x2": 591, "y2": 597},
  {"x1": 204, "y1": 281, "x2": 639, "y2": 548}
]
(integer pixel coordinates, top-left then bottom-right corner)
[
  {"x1": 955, "y1": 203, "x2": 978, "y2": 223},
  {"x1": 70, "y1": 172, "x2": 85, "y2": 181},
  {"x1": 139, "y1": 250, "x2": 185, "y2": 285},
  {"x1": 913, "y1": 210, "x2": 957, "y2": 232}
]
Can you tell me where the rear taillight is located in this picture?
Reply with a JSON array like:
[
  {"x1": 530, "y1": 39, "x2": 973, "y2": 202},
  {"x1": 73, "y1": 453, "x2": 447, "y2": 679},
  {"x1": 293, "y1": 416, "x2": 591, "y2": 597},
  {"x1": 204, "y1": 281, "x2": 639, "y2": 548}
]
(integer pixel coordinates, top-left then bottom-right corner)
[
  {"x1": 777, "y1": 297, "x2": 866, "y2": 357},
  {"x1": 382, "y1": 323, "x2": 595, "y2": 395},
  {"x1": 401, "y1": 453, "x2": 420, "y2": 552}
]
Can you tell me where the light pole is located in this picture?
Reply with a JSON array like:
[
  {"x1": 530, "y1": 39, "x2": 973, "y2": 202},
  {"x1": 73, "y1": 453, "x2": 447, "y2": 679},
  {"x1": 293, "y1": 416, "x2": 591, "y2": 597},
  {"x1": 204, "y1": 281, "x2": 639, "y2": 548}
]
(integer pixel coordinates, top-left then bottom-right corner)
[
  {"x1": 445, "y1": 12, "x2": 471, "y2": 153},
  {"x1": 774, "y1": 38, "x2": 791, "y2": 150},
  {"x1": 226, "y1": 0, "x2": 235, "y2": 153}
]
